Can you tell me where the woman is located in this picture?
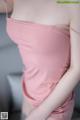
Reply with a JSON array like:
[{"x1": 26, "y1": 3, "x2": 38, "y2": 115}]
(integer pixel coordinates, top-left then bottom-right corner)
[{"x1": 1, "y1": 0, "x2": 80, "y2": 120}]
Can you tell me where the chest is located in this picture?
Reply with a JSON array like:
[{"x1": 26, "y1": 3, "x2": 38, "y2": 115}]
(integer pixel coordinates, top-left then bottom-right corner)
[{"x1": 12, "y1": 0, "x2": 70, "y2": 25}]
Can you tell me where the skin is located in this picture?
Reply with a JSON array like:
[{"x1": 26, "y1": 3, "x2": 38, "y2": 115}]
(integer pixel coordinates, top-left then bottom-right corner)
[
  {"x1": 0, "y1": 0, "x2": 13, "y2": 13},
  {"x1": 0, "y1": 0, "x2": 80, "y2": 120}
]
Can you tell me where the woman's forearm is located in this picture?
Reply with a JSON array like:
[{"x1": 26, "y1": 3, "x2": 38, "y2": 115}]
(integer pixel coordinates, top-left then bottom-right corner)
[
  {"x1": 0, "y1": 0, "x2": 13, "y2": 13},
  {"x1": 37, "y1": 67, "x2": 80, "y2": 119}
]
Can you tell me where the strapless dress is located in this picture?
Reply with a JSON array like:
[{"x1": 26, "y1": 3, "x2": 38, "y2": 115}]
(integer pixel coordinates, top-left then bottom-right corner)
[{"x1": 6, "y1": 17, "x2": 75, "y2": 114}]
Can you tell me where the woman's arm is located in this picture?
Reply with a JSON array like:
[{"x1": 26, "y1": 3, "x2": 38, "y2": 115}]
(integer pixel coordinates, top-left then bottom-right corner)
[
  {"x1": 36, "y1": 4, "x2": 80, "y2": 118},
  {"x1": 0, "y1": 0, "x2": 13, "y2": 13},
  {"x1": 26, "y1": 5, "x2": 80, "y2": 120}
]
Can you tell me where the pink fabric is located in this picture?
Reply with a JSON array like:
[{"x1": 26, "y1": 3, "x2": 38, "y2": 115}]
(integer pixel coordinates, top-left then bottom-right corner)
[{"x1": 6, "y1": 17, "x2": 75, "y2": 119}]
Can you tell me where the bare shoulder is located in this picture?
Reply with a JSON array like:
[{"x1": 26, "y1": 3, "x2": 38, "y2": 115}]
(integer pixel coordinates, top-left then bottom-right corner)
[
  {"x1": 68, "y1": 4, "x2": 80, "y2": 32},
  {"x1": 68, "y1": 4, "x2": 80, "y2": 18},
  {"x1": 59, "y1": 3, "x2": 80, "y2": 30}
]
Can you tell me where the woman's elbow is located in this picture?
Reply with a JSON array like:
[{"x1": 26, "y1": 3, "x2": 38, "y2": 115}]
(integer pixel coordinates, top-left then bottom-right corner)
[
  {"x1": 5, "y1": 2, "x2": 13, "y2": 13},
  {"x1": 6, "y1": 7, "x2": 13, "y2": 13},
  {"x1": 0, "y1": 0, "x2": 13, "y2": 13},
  {"x1": 0, "y1": 7, "x2": 12, "y2": 13}
]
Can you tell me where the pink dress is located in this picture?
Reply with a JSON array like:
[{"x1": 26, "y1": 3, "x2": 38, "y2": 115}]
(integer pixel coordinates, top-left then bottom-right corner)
[{"x1": 6, "y1": 17, "x2": 75, "y2": 120}]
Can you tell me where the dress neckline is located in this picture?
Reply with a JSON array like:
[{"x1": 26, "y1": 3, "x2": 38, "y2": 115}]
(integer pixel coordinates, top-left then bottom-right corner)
[{"x1": 7, "y1": 17, "x2": 70, "y2": 30}]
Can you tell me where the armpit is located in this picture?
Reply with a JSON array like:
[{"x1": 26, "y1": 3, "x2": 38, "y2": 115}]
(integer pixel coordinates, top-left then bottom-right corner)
[{"x1": 70, "y1": 27, "x2": 80, "y2": 35}]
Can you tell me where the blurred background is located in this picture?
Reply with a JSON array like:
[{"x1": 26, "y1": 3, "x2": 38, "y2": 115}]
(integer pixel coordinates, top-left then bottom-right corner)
[{"x1": 0, "y1": 13, "x2": 80, "y2": 120}]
